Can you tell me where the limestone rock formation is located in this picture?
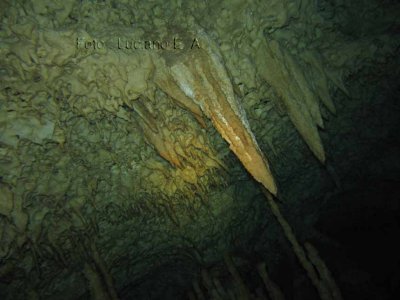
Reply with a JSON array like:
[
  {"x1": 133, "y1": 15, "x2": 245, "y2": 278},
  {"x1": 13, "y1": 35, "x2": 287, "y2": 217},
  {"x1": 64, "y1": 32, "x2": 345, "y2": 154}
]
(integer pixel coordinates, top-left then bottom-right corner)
[
  {"x1": 0, "y1": 0, "x2": 398, "y2": 299},
  {"x1": 155, "y1": 29, "x2": 277, "y2": 194}
]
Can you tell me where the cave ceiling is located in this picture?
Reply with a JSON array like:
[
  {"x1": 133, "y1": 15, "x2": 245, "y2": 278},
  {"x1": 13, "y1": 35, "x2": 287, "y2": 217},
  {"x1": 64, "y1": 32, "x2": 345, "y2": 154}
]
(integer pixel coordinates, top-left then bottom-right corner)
[{"x1": 0, "y1": 0, "x2": 399, "y2": 299}]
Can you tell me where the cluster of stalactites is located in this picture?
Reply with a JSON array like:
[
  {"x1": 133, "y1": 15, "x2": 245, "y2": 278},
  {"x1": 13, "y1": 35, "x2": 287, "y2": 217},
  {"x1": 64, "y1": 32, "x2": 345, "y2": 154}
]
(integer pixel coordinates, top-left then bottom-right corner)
[
  {"x1": 128, "y1": 92, "x2": 227, "y2": 198},
  {"x1": 0, "y1": 18, "x2": 342, "y2": 198},
  {"x1": 187, "y1": 254, "x2": 285, "y2": 300},
  {"x1": 255, "y1": 37, "x2": 347, "y2": 163}
]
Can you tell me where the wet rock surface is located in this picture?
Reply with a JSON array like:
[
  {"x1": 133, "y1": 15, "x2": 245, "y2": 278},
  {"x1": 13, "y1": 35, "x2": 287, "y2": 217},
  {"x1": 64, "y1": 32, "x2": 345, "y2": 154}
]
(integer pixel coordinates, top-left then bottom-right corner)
[{"x1": 0, "y1": 0, "x2": 399, "y2": 299}]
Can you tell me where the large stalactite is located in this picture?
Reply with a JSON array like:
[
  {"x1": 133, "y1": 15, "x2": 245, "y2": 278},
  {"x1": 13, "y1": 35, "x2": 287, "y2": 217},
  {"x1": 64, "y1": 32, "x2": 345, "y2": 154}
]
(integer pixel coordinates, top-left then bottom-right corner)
[{"x1": 154, "y1": 29, "x2": 277, "y2": 194}]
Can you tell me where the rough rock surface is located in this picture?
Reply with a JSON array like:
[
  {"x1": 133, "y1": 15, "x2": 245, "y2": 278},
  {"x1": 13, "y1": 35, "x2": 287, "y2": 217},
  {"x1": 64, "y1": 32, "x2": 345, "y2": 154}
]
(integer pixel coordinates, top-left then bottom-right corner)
[{"x1": 0, "y1": 0, "x2": 399, "y2": 299}]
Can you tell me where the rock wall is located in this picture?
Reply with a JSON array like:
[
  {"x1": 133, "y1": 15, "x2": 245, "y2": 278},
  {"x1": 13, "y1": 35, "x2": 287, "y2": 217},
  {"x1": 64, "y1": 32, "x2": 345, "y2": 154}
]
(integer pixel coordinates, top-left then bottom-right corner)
[{"x1": 0, "y1": 0, "x2": 399, "y2": 299}]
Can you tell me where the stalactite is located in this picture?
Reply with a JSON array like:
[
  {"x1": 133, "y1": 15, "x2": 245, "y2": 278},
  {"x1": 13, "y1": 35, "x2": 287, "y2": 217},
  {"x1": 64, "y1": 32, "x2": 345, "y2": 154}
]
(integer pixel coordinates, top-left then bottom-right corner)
[
  {"x1": 188, "y1": 290, "x2": 197, "y2": 300},
  {"x1": 0, "y1": 183, "x2": 14, "y2": 217},
  {"x1": 227, "y1": 289, "x2": 237, "y2": 300},
  {"x1": 257, "y1": 262, "x2": 285, "y2": 300},
  {"x1": 157, "y1": 30, "x2": 277, "y2": 195},
  {"x1": 88, "y1": 241, "x2": 119, "y2": 300},
  {"x1": 83, "y1": 262, "x2": 115, "y2": 300},
  {"x1": 256, "y1": 37, "x2": 326, "y2": 163},
  {"x1": 154, "y1": 62, "x2": 206, "y2": 127},
  {"x1": 201, "y1": 269, "x2": 223, "y2": 300},
  {"x1": 282, "y1": 48, "x2": 324, "y2": 128},
  {"x1": 223, "y1": 253, "x2": 251, "y2": 300},
  {"x1": 305, "y1": 242, "x2": 343, "y2": 300},
  {"x1": 262, "y1": 188, "x2": 341, "y2": 300},
  {"x1": 131, "y1": 99, "x2": 159, "y2": 134},
  {"x1": 213, "y1": 277, "x2": 229, "y2": 299},
  {"x1": 300, "y1": 51, "x2": 336, "y2": 114},
  {"x1": 193, "y1": 278, "x2": 206, "y2": 300}
]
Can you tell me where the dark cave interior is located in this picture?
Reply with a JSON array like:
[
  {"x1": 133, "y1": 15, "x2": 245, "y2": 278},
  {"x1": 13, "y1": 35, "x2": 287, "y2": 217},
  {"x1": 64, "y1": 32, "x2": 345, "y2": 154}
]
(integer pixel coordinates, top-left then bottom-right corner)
[{"x1": 0, "y1": 0, "x2": 399, "y2": 299}]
